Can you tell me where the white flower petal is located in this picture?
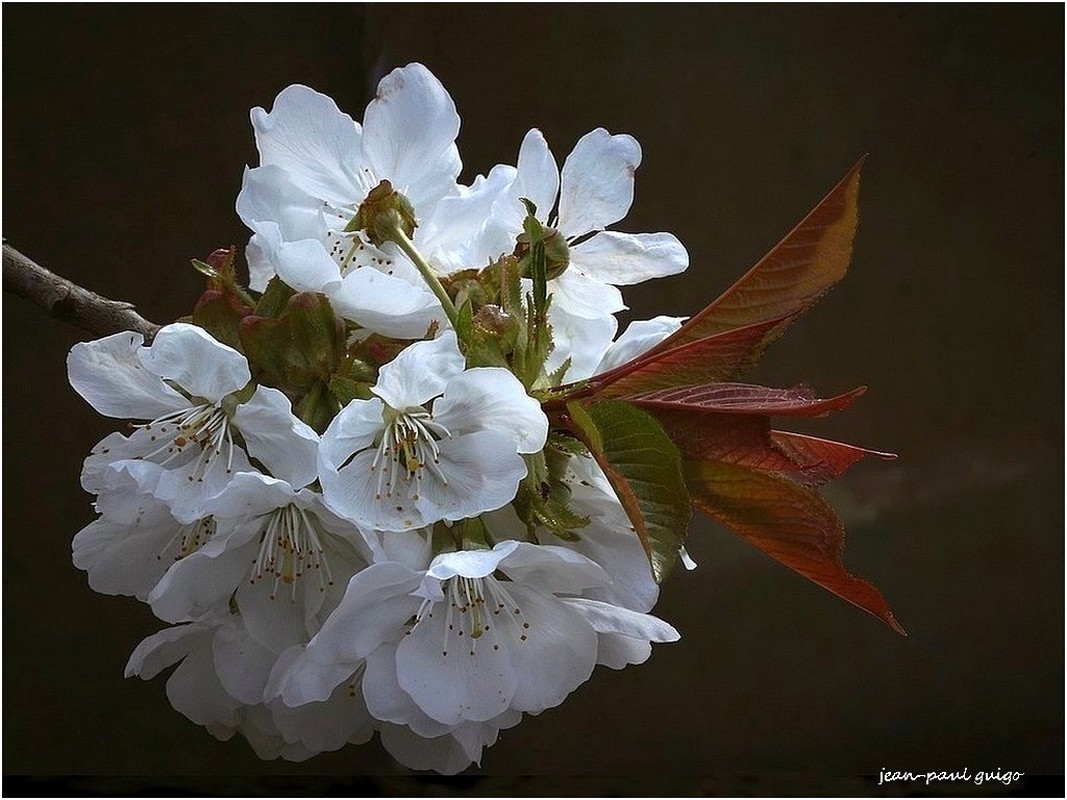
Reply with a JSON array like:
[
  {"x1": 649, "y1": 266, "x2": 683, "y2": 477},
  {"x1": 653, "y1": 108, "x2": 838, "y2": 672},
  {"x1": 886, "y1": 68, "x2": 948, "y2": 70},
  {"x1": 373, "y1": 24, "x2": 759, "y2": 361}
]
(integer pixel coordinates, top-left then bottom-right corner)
[
  {"x1": 319, "y1": 397, "x2": 384, "y2": 476},
  {"x1": 407, "y1": 430, "x2": 529, "y2": 530},
  {"x1": 68, "y1": 331, "x2": 187, "y2": 420},
  {"x1": 138, "y1": 323, "x2": 251, "y2": 403},
  {"x1": 362, "y1": 644, "x2": 452, "y2": 738},
  {"x1": 81, "y1": 451, "x2": 160, "y2": 519},
  {"x1": 570, "y1": 230, "x2": 689, "y2": 286},
  {"x1": 319, "y1": 449, "x2": 384, "y2": 529},
  {"x1": 199, "y1": 472, "x2": 297, "y2": 520},
  {"x1": 237, "y1": 165, "x2": 336, "y2": 251},
  {"x1": 679, "y1": 545, "x2": 698, "y2": 570},
  {"x1": 364, "y1": 528, "x2": 433, "y2": 572},
  {"x1": 233, "y1": 386, "x2": 319, "y2": 488},
  {"x1": 557, "y1": 128, "x2": 641, "y2": 238},
  {"x1": 424, "y1": 542, "x2": 521, "y2": 584},
  {"x1": 594, "y1": 632, "x2": 653, "y2": 669},
  {"x1": 361, "y1": 63, "x2": 462, "y2": 210},
  {"x1": 268, "y1": 646, "x2": 359, "y2": 707},
  {"x1": 372, "y1": 331, "x2": 465, "y2": 409},
  {"x1": 125, "y1": 622, "x2": 213, "y2": 679},
  {"x1": 148, "y1": 524, "x2": 259, "y2": 622},
  {"x1": 272, "y1": 237, "x2": 348, "y2": 295},
  {"x1": 550, "y1": 267, "x2": 626, "y2": 319},
  {"x1": 239, "y1": 705, "x2": 292, "y2": 759},
  {"x1": 245, "y1": 232, "x2": 280, "y2": 293},
  {"x1": 451, "y1": 715, "x2": 520, "y2": 765},
  {"x1": 497, "y1": 542, "x2": 609, "y2": 596},
  {"x1": 237, "y1": 571, "x2": 316, "y2": 653},
  {"x1": 504, "y1": 585, "x2": 597, "y2": 714},
  {"x1": 269, "y1": 681, "x2": 375, "y2": 754},
  {"x1": 396, "y1": 598, "x2": 519, "y2": 724},
  {"x1": 145, "y1": 441, "x2": 255, "y2": 524},
  {"x1": 515, "y1": 128, "x2": 560, "y2": 223},
  {"x1": 252, "y1": 84, "x2": 363, "y2": 204},
  {"x1": 72, "y1": 514, "x2": 175, "y2": 601},
  {"x1": 432, "y1": 368, "x2": 548, "y2": 454},
  {"x1": 328, "y1": 268, "x2": 444, "y2": 339},
  {"x1": 418, "y1": 164, "x2": 517, "y2": 272},
  {"x1": 560, "y1": 597, "x2": 680, "y2": 643},
  {"x1": 556, "y1": 518, "x2": 659, "y2": 612},
  {"x1": 595, "y1": 315, "x2": 686, "y2": 375},
  {"x1": 165, "y1": 645, "x2": 243, "y2": 729},
  {"x1": 378, "y1": 723, "x2": 475, "y2": 775},
  {"x1": 304, "y1": 563, "x2": 422, "y2": 667},
  {"x1": 545, "y1": 306, "x2": 618, "y2": 382},
  {"x1": 212, "y1": 623, "x2": 278, "y2": 705}
]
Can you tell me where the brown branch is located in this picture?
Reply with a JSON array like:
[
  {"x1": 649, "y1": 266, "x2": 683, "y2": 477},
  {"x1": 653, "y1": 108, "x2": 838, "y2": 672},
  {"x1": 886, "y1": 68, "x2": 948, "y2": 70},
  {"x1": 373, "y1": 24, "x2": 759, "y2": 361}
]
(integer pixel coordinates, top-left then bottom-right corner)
[{"x1": 3, "y1": 243, "x2": 161, "y2": 339}]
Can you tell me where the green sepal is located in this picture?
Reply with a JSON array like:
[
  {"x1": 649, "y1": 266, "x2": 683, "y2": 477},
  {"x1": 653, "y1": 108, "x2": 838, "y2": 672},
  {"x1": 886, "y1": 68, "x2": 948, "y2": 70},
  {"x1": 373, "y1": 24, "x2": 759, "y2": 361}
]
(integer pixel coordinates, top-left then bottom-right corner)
[
  {"x1": 460, "y1": 515, "x2": 494, "y2": 549},
  {"x1": 239, "y1": 292, "x2": 348, "y2": 431},
  {"x1": 295, "y1": 380, "x2": 339, "y2": 434},
  {"x1": 286, "y1": 293, "x2": 347, "y2": 377},
  {"x1": 255, "y1": 277, "x2": 297, "y2": 318},
  {"x1": 546, "y1": 357, "x2": 572, "y2": 388},
  {"x1": 191, "y1": 289, "x2": 252, "y2": 352},
  {"x1": 511, "y1": 450, "x2": 590, "y2": 541},
  {"x1": 328, "y1": 375, "x2": 372, "y2": 407}
]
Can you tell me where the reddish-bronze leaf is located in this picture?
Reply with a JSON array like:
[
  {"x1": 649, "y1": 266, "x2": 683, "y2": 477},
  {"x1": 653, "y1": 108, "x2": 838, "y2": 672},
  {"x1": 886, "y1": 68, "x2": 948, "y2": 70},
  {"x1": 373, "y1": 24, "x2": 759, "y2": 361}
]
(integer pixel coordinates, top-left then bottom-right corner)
[
  {"x1": 627, "y1": 382, "x2": 867, "y2": 417},
  {"x1": 643, "y1": 157, "x2": 864, "y2": 358},
  {"x1": 685, "y1": 459, "x2": 905, "y2": 634},
  {"x1": 769, "y1": 431, "x2": 896, "y2": 484},
  {"x1": 592, "y1": 315, "x2": 795, "y2": 399},
  {"x1": 547, "y1": 160, "x2": 865, "y2": 406},
  {"x1": 646, "y1": 408, "x2": 892, "y2": 485}
]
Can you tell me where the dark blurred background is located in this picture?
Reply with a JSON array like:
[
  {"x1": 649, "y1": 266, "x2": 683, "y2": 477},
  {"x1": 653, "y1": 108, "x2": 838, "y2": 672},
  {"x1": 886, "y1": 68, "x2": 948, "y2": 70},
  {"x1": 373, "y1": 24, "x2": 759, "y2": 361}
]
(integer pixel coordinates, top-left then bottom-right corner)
[{"x1": 3, "y1": 4, "x2": 1063, "y2": 793}]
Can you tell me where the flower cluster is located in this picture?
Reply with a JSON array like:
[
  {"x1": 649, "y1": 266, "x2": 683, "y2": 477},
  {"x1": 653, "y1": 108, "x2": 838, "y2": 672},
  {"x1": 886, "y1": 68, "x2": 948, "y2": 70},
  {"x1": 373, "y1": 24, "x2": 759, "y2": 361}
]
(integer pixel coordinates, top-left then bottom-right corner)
[{"x1": 68, "y1": 63, "x2": 900, "y2": 773}]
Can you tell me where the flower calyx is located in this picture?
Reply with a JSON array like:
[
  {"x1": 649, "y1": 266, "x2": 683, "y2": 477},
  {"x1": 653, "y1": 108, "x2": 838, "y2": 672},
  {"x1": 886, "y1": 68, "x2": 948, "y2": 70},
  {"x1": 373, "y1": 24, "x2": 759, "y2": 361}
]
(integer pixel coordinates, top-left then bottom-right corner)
[{"x1": 350, "y1": 180, "x2": 418, "y2": 249}]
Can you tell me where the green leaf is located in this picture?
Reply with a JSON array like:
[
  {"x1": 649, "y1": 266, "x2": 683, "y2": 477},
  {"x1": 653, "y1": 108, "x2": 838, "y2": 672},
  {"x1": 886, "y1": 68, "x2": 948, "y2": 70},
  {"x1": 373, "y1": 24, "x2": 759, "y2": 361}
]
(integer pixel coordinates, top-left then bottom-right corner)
[{"x1": 568, "y1": 400, "x2": 692, "y2": 582}]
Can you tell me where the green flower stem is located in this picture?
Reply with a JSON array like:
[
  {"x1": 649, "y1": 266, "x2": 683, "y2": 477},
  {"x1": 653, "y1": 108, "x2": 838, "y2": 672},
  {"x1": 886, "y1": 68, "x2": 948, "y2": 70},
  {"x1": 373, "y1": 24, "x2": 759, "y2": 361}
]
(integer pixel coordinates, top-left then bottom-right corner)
[{"x1": 384, "y1": 222, "x2": 459, "y2": 329}]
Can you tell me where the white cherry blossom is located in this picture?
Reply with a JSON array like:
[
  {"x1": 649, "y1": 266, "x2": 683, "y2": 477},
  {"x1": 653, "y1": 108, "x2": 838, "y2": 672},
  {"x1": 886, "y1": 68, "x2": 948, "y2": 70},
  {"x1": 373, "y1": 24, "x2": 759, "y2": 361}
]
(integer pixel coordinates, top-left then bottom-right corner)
[
  {"x1": 318, "y1": 332, "x2": 548, "y2": 531},
  {"x1": 489, "y1": 128, "x2": 689, "y2": 321},
  {"x1": 236, "y1": 63, "x2": 505, "y2": 338},
  {"x1": 148, "y1": 472, "x2": 370, "y2": 655},
  {"x1": 267, "y1": 540, "x2": 677, "y2": 772},
  {"x1": 126, "y1": 615, "x2": 373, "y2": 761},
  {"x1": 69, "y1": 323, "x2": 320, "y2": 521}
]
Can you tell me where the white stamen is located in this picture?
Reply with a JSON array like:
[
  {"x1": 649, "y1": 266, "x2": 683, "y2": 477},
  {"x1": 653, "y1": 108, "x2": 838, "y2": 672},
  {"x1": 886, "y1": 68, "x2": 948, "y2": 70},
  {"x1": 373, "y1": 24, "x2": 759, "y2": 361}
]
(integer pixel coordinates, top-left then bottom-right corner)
[
  {"x1": 371, "y1": 407, "x2": 452, "y2": 502},
  {"x1": 249, "y1": 504, "x2": 335, "y2": 601},
  {"x1": 157, "y1": 517, "x2": 216, "y2": 561},
  {"x1": 137, "y1": 402, "x2": 236, "y2": 483},
  {"x1": 408, "y1": 573, "x2": 531, "y2": 658}
]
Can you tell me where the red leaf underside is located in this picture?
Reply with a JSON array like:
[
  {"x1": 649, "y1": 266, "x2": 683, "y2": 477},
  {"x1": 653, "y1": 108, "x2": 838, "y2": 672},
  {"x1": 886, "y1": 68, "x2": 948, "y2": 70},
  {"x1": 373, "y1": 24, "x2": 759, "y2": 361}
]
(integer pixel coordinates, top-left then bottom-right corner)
[
  {"x1": 769, "y1": 431, "x2": 897, "y2": 484},
  {"x1": 628, "y1": 382, "x2": 867, "y2": 417},
  {"x1": 686, "y1": 459, "x2": 905, "y2": 635}
]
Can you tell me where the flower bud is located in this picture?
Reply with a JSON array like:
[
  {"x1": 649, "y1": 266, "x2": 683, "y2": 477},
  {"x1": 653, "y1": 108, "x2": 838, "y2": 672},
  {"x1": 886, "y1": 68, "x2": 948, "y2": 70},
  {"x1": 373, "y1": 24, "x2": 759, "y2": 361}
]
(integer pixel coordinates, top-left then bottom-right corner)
[{"x1": 514, "y1": 226, "x2": 571, "y2": 280}]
